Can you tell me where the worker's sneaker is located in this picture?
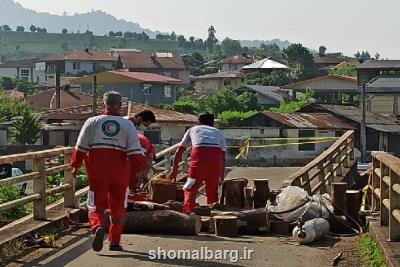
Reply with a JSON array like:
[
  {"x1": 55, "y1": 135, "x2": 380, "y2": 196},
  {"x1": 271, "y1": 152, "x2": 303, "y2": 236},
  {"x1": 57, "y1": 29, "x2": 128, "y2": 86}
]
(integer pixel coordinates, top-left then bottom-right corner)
[
  {"x1": 109, "y1": 244, "x2": 123, "y2": 251},
  {"x1": 92, "y1": 227, "x2": 106, "y2": 252}
]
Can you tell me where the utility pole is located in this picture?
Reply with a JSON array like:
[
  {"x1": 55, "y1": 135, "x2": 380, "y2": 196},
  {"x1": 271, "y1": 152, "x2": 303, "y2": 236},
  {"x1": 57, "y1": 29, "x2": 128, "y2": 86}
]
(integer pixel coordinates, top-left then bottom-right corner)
[
  {"x1": 92, "y1": 75, "x2": 97, "y2": 117},
  {"x1": 360, "y1": 83, "x2": 367, "y2": 163},
  {"x1": 55, "y1": 66, "x2": 61, "y2": 109}
]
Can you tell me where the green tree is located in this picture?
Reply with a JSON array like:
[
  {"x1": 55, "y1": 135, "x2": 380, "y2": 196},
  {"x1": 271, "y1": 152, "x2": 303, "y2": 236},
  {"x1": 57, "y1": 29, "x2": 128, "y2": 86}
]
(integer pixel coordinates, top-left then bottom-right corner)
[
  {"x1": 124, "y1": 31, "x2": 134, "y2": 38},
  {"x1": 270, "y1": 88, "x2": 315, "y2": 113},
  {"x1": 218, "y1": 111, "x2": 257, "y2": 127},
  {"x1": 29, "y1": 25, "x2": 36, "y2": 32},
  {"x1": 62, "y1": 28, "x2": 68, "y2": 34},
  {"x1": 16, "y1": 26, "x2": 25, "y2": 32},
  {"x1": 206, "y1": 25, "x2": 218, "y2": 54},
  {"x1": 221, "y1": 38, "x2": 242, "y2": 56},
  {"x1": 170, "y1": 31, "x2": 177, "y2": 40},
  {"x1": 0, "y1": 186, "x2": 27, "y2": 220},
  {"x1": 329, "y1": 64, "x2": 356, "y2": 76},
  {"x1": 283, "y1": 43, "x2": 314, "y2": 71},
  {"x1": 2, "y1": 25, "x2": 11, "y2": 31},
  {"x1": 318, "y1": 46, "x2": 327, "y2": 56},
  {"x1": 15, "y1": 79, "x2": 33, "y2": 94},
  {"x1": 0, "y1": 77, "x2": 14, "y2": 90},
  {"x1": 10, "y1": 110, "x2": 41, "y2": 145},
  {"x1": 164, "y1": 96, "x2": 199, "y2": 114}
]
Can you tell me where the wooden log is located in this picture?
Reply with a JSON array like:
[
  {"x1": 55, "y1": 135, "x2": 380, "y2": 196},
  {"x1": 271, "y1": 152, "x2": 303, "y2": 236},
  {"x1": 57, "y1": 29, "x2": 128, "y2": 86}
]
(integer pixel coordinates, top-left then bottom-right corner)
[
  {"x1": 194, "y1": 205, "x2": 211, "y2": 216},
  {"x1": 211, "y1": 208, "x2": 268, "y2": 234},
  {"x1": 253, "y1": 179, "x2": 269, "y2": 209},
  {"x1": 346, "y1": 190, "x2": 361, "y2": 223},
  {"x1": 243, "y1": 186, "x2": 254, "y2": 209},
  {"x1": 331, "y1": 182, "x2": 347, "y2": 215},
  {"x1": 149, "y1": 179, "x2": 177, "y2": 204},
  {"x1": 224, "y1": 178, "x2": 248, "y2": 209},
  {"x1": 214, "y1": 215, "x2": 238, "y2": 237},
  {"x1": 124, "y1": 210, "x2": 201, "y2": 235},
  {"x1": 176, "y1": 183, "x2": 184, "y2": 202}
]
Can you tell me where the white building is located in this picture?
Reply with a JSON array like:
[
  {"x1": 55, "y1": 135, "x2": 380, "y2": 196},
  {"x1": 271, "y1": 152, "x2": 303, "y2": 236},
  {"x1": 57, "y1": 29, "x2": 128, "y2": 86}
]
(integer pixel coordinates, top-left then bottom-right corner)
[{"x1": 0, "y1": 58, "x2": 45, "y2": 83}]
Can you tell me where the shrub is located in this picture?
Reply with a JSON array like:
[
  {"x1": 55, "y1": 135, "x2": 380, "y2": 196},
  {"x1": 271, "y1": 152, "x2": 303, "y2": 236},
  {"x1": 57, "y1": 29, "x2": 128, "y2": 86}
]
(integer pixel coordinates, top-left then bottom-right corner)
[{"x1": 218, "y1": 111, "x2": 257, "y2": 127}]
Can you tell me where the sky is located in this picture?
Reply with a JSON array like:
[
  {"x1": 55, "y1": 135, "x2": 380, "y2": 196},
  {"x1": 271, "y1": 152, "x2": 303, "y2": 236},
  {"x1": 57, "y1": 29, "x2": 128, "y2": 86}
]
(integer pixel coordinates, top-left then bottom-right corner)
[{"x1": 15, "y1": 0, "x2": 400, "y2": 58}]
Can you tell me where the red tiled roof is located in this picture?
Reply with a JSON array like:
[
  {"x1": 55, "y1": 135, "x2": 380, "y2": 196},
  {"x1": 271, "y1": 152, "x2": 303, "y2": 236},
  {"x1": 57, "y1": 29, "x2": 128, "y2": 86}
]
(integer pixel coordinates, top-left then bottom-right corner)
[
  {"x1": 44, "y1": 50, "x2": 117, "y2": 62},
  {"x1": 110, "y1": 70, "x2": 182, "y2": 84},
  {"x1": 261, "y1": 112, "x2": 355, "y2": 130},
  {"x1": 5, "y1": 90, "x2": 25, "y2": 101},
  {"x1": 27, "y1": 89, "x2": 93, "y2": 109},
  {"x1": 314, "y1": 55, "x2": 343, "y2": 65},
  {"x1": 218, "y1": 55, "x2": 254, "y2": 65},
  {"x1": 119, "y1": 52, "x2": 186, "y2": 70},
  {"x1": 42, "y1": 102, "x2": 198, "y2": 125}
]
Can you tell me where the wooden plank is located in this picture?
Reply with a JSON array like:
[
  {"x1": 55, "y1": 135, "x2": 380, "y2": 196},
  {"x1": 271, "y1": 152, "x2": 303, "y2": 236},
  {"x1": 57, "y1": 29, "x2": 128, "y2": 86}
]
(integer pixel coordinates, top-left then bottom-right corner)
[
  {"x1": 63, "y1": 153, "x2": 76, "y2": 208},
  {"x1": 383, "y1": 199, "x2": 390, "y2": 210},
  {"x1": 372, "y1": 152, "x2": 400, "y2": 176},
  {"x1": 45, "y1": 164, "x2": 72, "y2": 176},
  {"x1": 374, "y1": 188, "x2": 381, "y2": 199},
  {"x1": 374, "y1": 168, "x2": 382, "y2": 178},
  {"x1": 46, "y1": 184, "x2": 72, "y2": 196},
  {"x1": 389, "y1": 170, "x2": 400, "y2": 241},
  {"x1": 0, "y1": 194, "x2": 41, "y2": 211},
  {"x1": 393, "y1": 210, "x2": 400, "y2": 224},
  {"x1": 0, "y1": 147, "x2": 73, "y2": 165},
  {"x1": 0, "y1": 172, "x2": 40, "y2": 186},
  {"x1": 32, "y1": 158, "x2": 46, "y2": 220},
  {"x1": 393, "y1": 184, "x2": 400, "y2": 195},
  {"x1": 383, "y1": 176, "x2": 391, "y2": 186}
]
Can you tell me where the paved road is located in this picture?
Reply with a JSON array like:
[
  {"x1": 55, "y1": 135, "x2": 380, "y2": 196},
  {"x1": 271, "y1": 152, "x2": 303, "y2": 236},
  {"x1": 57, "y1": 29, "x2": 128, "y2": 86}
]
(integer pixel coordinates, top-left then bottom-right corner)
[{"x1": 6, "y1": 167, "x2": 361, "y2": 267}]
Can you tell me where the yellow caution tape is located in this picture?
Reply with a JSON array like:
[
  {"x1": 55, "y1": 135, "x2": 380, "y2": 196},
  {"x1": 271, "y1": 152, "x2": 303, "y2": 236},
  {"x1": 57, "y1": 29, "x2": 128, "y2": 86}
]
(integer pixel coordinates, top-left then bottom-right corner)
[{"x1": 234, "y1": 138, "x2": 336, "y2": 160}]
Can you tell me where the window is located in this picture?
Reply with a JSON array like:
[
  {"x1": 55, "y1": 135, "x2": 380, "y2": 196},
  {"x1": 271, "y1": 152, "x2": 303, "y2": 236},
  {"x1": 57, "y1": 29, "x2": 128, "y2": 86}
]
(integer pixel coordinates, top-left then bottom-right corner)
[
  {"x1": 20, "y1": 69, "x2": 30, "y2": 77},
  {"x1": 144, "y1": 128, "x2": 161, "y2": 144},
  {"x1": 73, "y1": 62, "x2": 81, "y2": 70},
  {"x1": 335, "y1": 130, "x2": 344, "y2": 137},
  {"x1": 224, "y1": 79, "x2": 231, "y2": 86},
  {"x1": 93, "y1": 63, "x2": 101, "y2": 72},
  {"x1": 298, "y1": 130, "x2": 315, "y2": 151},
  {"x1": 143, "y1": 84, "x2": 151, "y2": 96},
  {"x1": 164, "y1": 86, "x2": 172, "y2": 97}
]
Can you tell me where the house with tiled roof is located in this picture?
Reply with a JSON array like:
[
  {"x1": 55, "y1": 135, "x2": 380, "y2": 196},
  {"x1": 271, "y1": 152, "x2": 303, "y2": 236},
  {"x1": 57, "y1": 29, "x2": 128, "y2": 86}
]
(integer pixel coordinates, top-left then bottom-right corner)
[
  {"x1": 0, "y1": 57, "x2": 45, "y2": 83},
  {"x1": 194, "y1": 71, "x2": 244, "y2": 95},
  {"x1": 42, "y1": 49, "x2": 117, "y2": 79},
  {"x1": 71, "y1": 69, "x2": 182, "y2": 105},
  {"x1": 313, "y1": 55, "x2": 344, "y2": 69},
  {"x1": 40, "y1": 102, "x2": 197, "y2": 147},
  {"x1": 282, "y1": 75, "x2": 358, "y2": 104},
  {"x1": 26, "y1": 88, "x2": 93, "y2": 110},
  {"x1": 218, "y1": 55, "x2": 254, "y2": 72},
  {"x1": 116, "y1": 51, "x2": 190, "y2": 85}
]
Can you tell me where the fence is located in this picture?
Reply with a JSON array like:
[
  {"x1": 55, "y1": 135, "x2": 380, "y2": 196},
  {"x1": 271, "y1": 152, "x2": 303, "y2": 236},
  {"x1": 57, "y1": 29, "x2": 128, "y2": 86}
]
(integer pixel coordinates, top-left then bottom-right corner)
[
  {"x1": 371, "y1": 151, "x2": 400, "y2": 241},
  {"x1": 0, "y1": 144, "x2": 190, "y2": 222},
  {"x1": 287, "y1": 130, "x2": 355, "y2": 195}
]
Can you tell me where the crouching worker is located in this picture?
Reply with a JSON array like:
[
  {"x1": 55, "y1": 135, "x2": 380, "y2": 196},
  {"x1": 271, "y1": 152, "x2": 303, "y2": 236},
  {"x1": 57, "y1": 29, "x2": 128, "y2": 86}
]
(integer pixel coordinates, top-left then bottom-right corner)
[
  {"x1": 70, "y1": 91, "x2": 147, "y2": 252},
  {"x1": 167, "y1": 113, "x2": 226, "y2": 214}
]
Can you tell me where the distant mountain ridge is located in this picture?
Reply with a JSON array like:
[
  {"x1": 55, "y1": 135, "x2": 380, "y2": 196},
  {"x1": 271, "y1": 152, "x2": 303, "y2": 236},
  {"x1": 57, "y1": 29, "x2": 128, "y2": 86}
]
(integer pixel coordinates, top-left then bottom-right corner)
[{"x1": 0, "y1": 0, "x2": 161, "y2": 37}]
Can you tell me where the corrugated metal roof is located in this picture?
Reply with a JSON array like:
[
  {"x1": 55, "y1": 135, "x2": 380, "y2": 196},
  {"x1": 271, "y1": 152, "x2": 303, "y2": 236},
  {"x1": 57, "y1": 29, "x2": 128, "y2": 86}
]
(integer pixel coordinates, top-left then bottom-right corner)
[
  {"x1": 261, "y1": 112, "x2": 355, "y2": 129},
  {"x1": 314, "y1": 104, "x2": 400, "y2": 133},
  {"x1": 313, "y1": 55, "x2": 343, "y2": 65},
  {"x1": 356, "y1": 60, "x2": 400, "y2": 70},
  {"x1": 194, "y1": 71, "x2": 244, "y2": 80},
  {"x1": 365, "y1": 76, "x2": 400, "y2": 92},
  {"x1": 42, "y1": 102, "x2": 197, "y2": 125},
  {"x1": 241, "y1": 58, "x2": 289, "y2": 70},
  {"x1": 235, "y1": 85, "x2": 287, "y2": 103},
  {"x1": 282, "y1": 75, "x2": 357, "y2": 90}
]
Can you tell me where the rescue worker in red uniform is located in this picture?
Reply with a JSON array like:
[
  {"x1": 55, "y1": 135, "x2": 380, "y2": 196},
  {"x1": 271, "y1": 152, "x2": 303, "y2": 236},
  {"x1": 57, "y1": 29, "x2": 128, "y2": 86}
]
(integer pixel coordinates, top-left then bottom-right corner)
[
  {"x1": 70, "y1": 91, "x2": 146, "y2": 252},
  {"x1": 168, "y1": 113, "x2": 226, "y2": 214},
  {"x1": 129, "y1": 133, "x2": 156, "y2": 192}
]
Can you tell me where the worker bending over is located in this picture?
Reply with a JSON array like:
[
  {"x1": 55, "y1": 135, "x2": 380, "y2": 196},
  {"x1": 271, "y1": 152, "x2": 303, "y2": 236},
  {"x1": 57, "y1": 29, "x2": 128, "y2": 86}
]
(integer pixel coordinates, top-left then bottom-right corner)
[
  {"x1": 70, "y1": 91, "x2": 146, "y2": 252},
  {"x1": 168, "y1": 113, "x2": 226, "y2": 214}
]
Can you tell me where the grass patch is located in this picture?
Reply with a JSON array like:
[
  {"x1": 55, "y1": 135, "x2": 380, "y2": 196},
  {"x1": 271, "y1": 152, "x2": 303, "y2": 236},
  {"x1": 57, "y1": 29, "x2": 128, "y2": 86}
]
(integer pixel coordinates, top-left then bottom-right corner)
[{"x1": 359, "y1": 234, "x2": 387, "y2": 267}]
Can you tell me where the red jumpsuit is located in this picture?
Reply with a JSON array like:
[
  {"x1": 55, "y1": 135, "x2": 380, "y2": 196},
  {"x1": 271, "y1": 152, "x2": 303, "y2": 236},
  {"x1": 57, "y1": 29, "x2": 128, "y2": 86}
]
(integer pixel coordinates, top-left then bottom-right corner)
[
  {"x1": 71, "y1": 111, "x2": 146, "y2": 244},
  {"x1": 129, "y1": 134, "x2": 156, "y2": 191},
  {"x1": 179, "y1": 125, "x2": 226, "y2": 214}
]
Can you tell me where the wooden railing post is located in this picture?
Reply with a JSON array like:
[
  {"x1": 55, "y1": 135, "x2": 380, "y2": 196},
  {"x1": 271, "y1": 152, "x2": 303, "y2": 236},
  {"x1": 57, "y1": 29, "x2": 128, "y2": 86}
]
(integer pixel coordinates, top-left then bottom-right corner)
[
  {"x1": 326, "y1": 154, "x2": 334, "y2": 184},
  {"x1": 372, "y1": 156, "x2": 380, "y2": 211},
  {"x1": 317, "y1": 163, "x2": 327, "y2": 194},
  {"x1": 335, "y1": 149, "x2": 343, "y2": 177},
  {"x1": 64, "y1": 153, "x2": 76, "y2": 208},
  {"x1": 32, "y1": 158, "x2": 46, "y2": 220},
  {"x1": 302, "y1": 173, "x2": 311, "y2": 194},
  {"x1": 389, "y1": 170, "x2": 400, "y2": 241},
  {"x1": 165, "y1": 152, "x2": 172, "y2": 171},
  {"x1": 380, "y1": 162, "x2": 389, "y2": 226}
]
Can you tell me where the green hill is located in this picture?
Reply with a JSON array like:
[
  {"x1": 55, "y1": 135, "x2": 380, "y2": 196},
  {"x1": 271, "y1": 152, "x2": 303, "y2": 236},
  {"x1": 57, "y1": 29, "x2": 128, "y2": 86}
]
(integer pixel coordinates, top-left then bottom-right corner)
[{"x1": 0, "y1": 31, "x2": 199, "y2": 62}]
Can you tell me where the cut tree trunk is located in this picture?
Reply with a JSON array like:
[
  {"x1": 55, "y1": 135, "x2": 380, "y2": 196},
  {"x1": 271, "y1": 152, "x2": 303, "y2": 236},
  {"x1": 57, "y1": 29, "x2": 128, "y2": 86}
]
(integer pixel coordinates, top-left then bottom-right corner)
[
  {"x1": 253, "y1": 179, "x2": 269, "y2": 209},
  {"x1": 244, "y1": 186, "x2": 254, "y2": 209},
  {"x1": 149, "y1": 179, "x2": 177, "y2": 204},
  {"x1": 214, "y1": 215, "x2": 238, "y2": 237},
  {"x1": 124, "y1": 210, "x2": 201, "y2": 235},
  {"x1": 224, "y1": 178, "x2": 248, "y2": 209}
]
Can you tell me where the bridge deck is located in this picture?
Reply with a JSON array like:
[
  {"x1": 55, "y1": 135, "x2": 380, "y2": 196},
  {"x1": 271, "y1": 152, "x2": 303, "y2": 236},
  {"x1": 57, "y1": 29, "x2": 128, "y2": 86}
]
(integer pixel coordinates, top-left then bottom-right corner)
[{"x1": 5, "y1": 167, "x2": 363, "y2": 267}]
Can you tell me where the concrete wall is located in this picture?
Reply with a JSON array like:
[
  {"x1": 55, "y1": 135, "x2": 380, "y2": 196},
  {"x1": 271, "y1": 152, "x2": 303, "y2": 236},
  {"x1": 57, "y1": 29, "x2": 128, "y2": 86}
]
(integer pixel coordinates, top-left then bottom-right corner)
[
  {"x1": 0, "y1": 68, "x2": 18, "y2": 78},
  {"x1": 81, "y1": 83, "x2": 177, "y2": 104},
  {"x1": 221, "y1": 128, "x2": 280, "y2": 139},
  {"x1": 0, "y1": 67, "x2": 45, "y2": 84},
  {"x1": 195, "y1": 78, "x2": 242, "y2": 94},
  {"x1": 291, "y1": 77, "x2": 357, "y2": 91},
  {"x1": 367, "y1": 94, "x2": 400, "y2": 115},
  {"x1": 64, "y1": 61, "x2": 114, "y2": 75},
  {"x1": 225, "y1": 128, "x2": 338, "y2": 167}
]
